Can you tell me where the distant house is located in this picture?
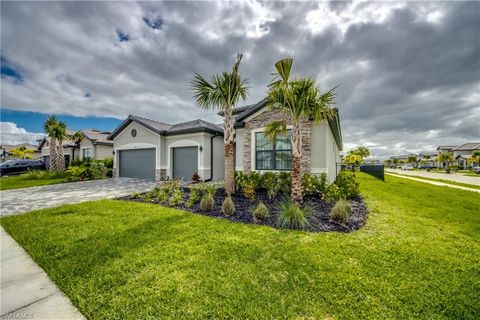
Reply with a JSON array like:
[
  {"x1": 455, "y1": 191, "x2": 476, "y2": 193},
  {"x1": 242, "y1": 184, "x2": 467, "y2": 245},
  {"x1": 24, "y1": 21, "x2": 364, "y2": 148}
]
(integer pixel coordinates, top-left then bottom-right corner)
[
  {"x1": 0, "y1": 143, "x2": 41, "y2": 162},
  {"x1": 38, "y1": 129, "x2": 113, "y2": 168},
  {"x1": 451, "y1": 143, "x2": 480, "y2": 169},
  {"x1": 435, "y1": 146, "x2": 458, "y2": 168},
  {"x1": 390, "y1": 154, "x2": 417, "y2": 162},
  {"x1": 417, "y1": 151, "x2": 437, "y2": 165}
]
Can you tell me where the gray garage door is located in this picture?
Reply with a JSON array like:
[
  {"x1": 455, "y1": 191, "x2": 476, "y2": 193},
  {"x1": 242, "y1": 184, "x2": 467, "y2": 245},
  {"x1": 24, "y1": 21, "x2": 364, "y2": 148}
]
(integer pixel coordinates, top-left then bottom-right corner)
[
  {"x1": 173, "y1": 147, "x2": 198, "y2": 180},
  {"x1": 119, "y1": 148, "x2": 155, "y2": 180}
]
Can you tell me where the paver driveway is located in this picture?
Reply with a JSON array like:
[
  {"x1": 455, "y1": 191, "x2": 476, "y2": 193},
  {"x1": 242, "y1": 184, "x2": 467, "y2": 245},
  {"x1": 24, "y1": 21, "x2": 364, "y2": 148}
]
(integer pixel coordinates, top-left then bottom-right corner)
[{"x1": 0, "y1": 178, "x2": 158, "y2": 216}]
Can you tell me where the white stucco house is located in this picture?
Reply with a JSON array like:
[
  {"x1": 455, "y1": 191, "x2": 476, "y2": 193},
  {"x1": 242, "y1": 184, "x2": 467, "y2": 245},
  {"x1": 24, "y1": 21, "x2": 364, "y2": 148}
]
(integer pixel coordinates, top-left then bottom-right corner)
[
  {"x1": 109, "y1": 99, "x2": 342, "y2": 183},
  {"x1": 451, "y1": 143, "x2": 480, "y2": 168}
]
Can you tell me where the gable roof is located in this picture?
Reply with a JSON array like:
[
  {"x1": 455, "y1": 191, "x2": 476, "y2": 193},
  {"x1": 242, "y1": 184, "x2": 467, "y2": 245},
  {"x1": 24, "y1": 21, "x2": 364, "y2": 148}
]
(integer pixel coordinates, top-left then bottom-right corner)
[
  {"x1": 233, "y1": 99, "x2": 343, "y2": 151},
  {"x1": 82, "y1": 129, "x2": 113, "y2": 145},
  {"x1": 107, "y1": 115, "x2": 223, "y2": 140},
  {"x1": 451, "y1": 143, "x2": 480, "y2": 151},
  {"x1": 436, "y1": 145, "x2": 457, "y2": 151}
]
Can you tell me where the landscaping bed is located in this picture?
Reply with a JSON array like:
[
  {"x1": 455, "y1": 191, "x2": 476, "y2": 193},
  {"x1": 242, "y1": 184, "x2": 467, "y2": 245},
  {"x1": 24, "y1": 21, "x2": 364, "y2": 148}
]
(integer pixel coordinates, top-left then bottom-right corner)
[{"x1": 120, "y1": 187, "x2": 368, "y2": 232}]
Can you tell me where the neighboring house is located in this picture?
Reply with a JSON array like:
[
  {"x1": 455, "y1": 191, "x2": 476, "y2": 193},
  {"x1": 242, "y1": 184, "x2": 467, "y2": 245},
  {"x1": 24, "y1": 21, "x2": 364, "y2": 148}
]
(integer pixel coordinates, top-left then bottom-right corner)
[
  {"x1": 78, "y1": 130, "x2": 113, "y2": 160},
  {"x1": 0, "y1": 143, "x2": 41, "y2": 162},
  {"x1": 436, "y1": 146, "x2": 458, "y2": 168},
  {"x1": 233, "y1": 99, "x2": 342, "y2": 183},
  {"x1": 417, "y1": 151, "x2": 437, "y2": 166},
  {"x1": 389, "y1": 154, "x2": 417, "y2": 162},
  {"x1": 38, "y1": 129, "x2": 113, "y2": 168},
  {"x1": 107, "y1": 116, "x2": 224, "y2": 181},
  {"x1": 451, "y1": 143, "x2": 480, "y2": 169}
]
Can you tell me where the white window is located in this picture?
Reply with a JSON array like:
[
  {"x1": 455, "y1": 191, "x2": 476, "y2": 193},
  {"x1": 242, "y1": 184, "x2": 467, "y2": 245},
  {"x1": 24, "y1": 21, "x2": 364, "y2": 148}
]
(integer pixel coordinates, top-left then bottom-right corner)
[{"x1": 82, "y1": 148, "x2": 93, "y2": 159}]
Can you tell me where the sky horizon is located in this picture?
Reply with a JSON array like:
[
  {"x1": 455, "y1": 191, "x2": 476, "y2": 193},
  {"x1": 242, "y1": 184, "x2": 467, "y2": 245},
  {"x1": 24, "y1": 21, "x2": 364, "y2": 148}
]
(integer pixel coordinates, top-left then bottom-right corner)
[{"x1": 1, "y1": 1, "x2": 479, "y2": 158}]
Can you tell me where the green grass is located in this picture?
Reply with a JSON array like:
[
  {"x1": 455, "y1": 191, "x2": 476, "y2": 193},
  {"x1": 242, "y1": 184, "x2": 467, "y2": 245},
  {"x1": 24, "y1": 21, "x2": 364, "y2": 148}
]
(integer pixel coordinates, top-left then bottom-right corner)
[
  {"x1": 386, "y1": 172, "x2": 480, "y2": 190},
  {"x1": 1, "y1": 174, "x2": 479, "y2": 319},
  {"x1": 0, "y1": 175, "x2": 65, "y2": 190}
]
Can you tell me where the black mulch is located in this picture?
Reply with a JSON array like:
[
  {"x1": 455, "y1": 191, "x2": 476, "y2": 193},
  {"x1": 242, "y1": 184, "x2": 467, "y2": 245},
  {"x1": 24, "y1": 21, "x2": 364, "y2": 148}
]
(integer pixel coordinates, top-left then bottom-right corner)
[{"x1": 118, "y1": 188, "x2": 368, "y2": 233}]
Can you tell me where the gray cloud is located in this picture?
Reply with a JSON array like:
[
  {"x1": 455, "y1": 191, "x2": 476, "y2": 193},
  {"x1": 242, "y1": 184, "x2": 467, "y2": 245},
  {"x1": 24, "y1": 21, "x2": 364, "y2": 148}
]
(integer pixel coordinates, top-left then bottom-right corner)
[{"x1": 1, "y1": 1, "x2": 479, "y2": 158}]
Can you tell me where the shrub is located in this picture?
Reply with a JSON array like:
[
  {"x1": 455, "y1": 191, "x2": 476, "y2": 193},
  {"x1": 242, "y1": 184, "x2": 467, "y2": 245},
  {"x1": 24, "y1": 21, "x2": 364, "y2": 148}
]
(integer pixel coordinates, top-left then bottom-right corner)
[
  {"x1": 335, "y1": 171, "x2": 359, "y2": 199},
  {"x1": 200, "y1": 193, "x2": 214, "y2": 211},
  {"x1": 234, "y1": 171, "x2": 248, "y2": 190},
  {"x1": 252, "y1": 202, "x2": 269, "y2": 221},
  {"x1": 131, "y1": 192, "x2": 142, "y2": 199},
  {"x1": 324, "y1": 184, "x2": 342, "y2": 202},
  {"x1": 235, "y1": 171, "x2": 262, "y2": 191},
  {"x1": 65, "y1": 166, "x2": 87, "y2": 182},
  {"x1": 163, "y1": 179, "x2": 181, "y2": 194},
  {"x1": 87, "y1": 161, "x2": 107, "y2": 180},
  {"x1": 278, "y1": 172, "x2": 292, "y2": 194},
  {"x1": 221, "y1": 196, "x2": 235, "y2": 216},
  {"x1": 206, "y1": 184, "x2": 217, "y2": 196},
  {"x1": 316, "y1": 173, "x2": 328, "y2": 194},
  {"x1": 276, "y1": 201, "x2": 310, "y2": 230},
  {"x1": 263, "y1": 172, "x2": 280, "y2": 200},
  {"x1": 157, "y1": 190, "x2": 168, "y2": 203},
  {"x1": 168, "y1": 188, "x2": 183, "y2": 206},
  {"x1": 242, "y1": 181, "x2": 256, "y2": 203},
  {"x1": 301, "y1": 172, "x2": 317, "y2": 196},
  {"x1": 330, "y1": 199, "x2": 352, "y2": 224},
  {"x1": 186, "y1": 187, "x2": 201, "y2": 207},
  {"x1": 191, "y1": 172, "x2": 201, "y2": 183},
  {"x1": 24, "y1": 169, "x2": 66, "y2": 180}
]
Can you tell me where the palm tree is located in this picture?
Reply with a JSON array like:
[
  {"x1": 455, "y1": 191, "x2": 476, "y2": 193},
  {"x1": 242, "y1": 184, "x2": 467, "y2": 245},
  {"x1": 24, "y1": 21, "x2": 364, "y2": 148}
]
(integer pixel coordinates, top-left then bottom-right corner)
[
  {"x1": 438, "y1": 152, "x2": 454, "y2": 171},
  {"x1": 191, "y1": 54, "x2": 248, "y2": 194},
  {"x1": 467, "y1": 150, "x2": 480, "y2": 167},
  {"x1": 264, "y1": 58, "x2": 336, "y2": 204},
  {"x1": 44, "y1": 115, "x2": 68, "y2": 170},
  {"x1": 71, "y1": 130, "x2": 84, "y2": 145},
  {"x1": 10, "y1": 146, "x2": 34, "y2": 159}
]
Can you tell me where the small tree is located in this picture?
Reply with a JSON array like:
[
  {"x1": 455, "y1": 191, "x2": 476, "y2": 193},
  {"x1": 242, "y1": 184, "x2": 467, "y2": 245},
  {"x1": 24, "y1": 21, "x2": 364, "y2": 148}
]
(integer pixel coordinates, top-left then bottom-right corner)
[
  {"x1": 351, "y1": 147, "x2": 370, "y2": 160},
  {"x1": 467, "y1": 150, "x2": 480, "y2": 167},
  {"x1": 407, "y1": 155, "x2": 417, "y2": 164},
  {"x1": 10, "y1": 146, "x2": 34, "y2": 159},
  {"x1": 438, "y1": 152, "x2": 454, "y2": 170},
  {"x1": 344, "y1": 153, "x2": 362, "y2": 166}
]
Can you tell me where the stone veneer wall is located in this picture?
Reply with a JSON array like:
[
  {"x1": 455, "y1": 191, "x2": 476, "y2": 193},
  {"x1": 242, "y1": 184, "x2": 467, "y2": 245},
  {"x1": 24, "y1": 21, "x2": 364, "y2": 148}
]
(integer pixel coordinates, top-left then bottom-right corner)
[{"x1": 242, "y1": 109, "x2": 312, "y2": 173}]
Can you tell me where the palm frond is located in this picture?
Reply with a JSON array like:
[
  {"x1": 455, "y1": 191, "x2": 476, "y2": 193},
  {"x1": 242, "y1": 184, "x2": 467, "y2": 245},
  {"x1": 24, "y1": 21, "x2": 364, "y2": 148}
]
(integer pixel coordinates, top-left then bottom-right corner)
[
  {"x1": 264, "y1": 120, "x2": 288, "y2": 143},
  {"x1": 274, "y1": 58, "x2": 293, "y2": 83}
]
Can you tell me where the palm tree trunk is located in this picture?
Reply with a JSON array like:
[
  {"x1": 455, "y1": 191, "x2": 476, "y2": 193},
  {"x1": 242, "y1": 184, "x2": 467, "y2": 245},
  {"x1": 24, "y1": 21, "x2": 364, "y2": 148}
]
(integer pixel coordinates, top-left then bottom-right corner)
[
  {"x1": 224, "y1": 105, "x2": 235, "y2": 195},
  {"x1": 49, "y1": 138, "x2": 59, "y2": 171},
  {"x1": 57, "y1": 140, "x2": 65, "y2": 170},
  {"x1": 291, "y1": 120, "x2": 303, "y2": 204}
]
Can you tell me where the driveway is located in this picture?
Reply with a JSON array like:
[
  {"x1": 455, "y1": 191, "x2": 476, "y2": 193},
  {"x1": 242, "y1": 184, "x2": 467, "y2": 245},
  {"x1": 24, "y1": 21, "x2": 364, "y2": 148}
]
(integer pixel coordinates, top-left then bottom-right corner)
[
  {"x1": 0, "y1": 178, "x2": 158, "y2": 216},
  {"x1": 386, "y1": 169, "x2": 480, "y2": 186}
]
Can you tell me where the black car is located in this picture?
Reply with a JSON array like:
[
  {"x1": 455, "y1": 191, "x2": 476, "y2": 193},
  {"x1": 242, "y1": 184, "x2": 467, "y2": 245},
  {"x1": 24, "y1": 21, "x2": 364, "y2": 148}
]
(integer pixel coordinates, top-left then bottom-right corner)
[{"x1": 0, "y1": 159, "x2": 45, "y2": 176}]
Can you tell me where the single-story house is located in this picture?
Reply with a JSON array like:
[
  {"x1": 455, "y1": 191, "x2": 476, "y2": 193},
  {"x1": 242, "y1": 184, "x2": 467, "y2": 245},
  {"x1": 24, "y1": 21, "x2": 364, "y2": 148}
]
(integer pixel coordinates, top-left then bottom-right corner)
[
  {"x1": 435, "y1": 146, "x2": 458, "y2": 168},
  {"x1": 107, "y1": 116, "x2": 224, "y2": 181},
  {"x1": 0, "y1": 143, "x2": 41, "y2": 162},
  {"x1": 38, "y1": 129, "x2": 113, "y2": 168},
  {"x1": 109, "y1": 99, "x2": 343, "y2": 183},
  {"x1": 452, "y1": 143, "x2": 480, "y2": 169}
]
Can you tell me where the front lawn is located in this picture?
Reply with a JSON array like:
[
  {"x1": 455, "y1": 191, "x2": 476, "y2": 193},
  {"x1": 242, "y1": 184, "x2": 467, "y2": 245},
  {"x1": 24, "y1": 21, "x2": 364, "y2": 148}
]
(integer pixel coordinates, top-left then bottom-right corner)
[
  {"x1": 0, "y1": 174, "x2": 65, "y2": 190},
  {"x1": 1, "y1": 174, "x2": 479, "y2": 319}
]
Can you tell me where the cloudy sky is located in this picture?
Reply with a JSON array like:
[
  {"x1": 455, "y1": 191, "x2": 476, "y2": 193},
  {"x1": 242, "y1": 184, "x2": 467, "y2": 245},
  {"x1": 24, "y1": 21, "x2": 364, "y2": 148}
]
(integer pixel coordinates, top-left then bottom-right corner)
[{"x1": 1, "y1": 1, "x2": 479, "y2": 158}]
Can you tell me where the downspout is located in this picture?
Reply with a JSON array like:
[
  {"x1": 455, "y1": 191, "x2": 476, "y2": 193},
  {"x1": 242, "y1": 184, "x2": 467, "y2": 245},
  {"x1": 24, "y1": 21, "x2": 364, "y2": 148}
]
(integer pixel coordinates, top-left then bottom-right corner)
[{"x1": 205, "y1": 133, "x2": 221, "y2": 182}]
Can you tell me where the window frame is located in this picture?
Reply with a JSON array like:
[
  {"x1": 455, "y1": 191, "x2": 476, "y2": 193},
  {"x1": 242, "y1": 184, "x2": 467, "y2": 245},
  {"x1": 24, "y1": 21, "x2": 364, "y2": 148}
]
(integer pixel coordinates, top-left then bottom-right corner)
[
  {"x1": 82, "y1": 148, "x2": 93, "y2": 159},
  {"x1": 254, "y1": 129, "x2": 292, "y2": 171}
]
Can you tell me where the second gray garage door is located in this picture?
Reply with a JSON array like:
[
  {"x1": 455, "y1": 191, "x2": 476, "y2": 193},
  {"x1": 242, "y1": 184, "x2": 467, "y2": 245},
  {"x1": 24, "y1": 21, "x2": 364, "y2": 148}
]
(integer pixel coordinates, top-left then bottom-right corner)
[
  {"x1": 173, "y1": 147, "x2": 198, "y2": 180},
  {"x1": 119, "y1": 148, "x2": 155, "y2": 180}
]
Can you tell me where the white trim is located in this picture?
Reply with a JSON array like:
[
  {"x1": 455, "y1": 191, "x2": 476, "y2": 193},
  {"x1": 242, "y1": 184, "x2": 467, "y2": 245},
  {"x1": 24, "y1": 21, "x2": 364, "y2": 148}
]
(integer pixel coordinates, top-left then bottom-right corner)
[{"x1": 250, "y1": 125, "x2": 293, "y2": 172}]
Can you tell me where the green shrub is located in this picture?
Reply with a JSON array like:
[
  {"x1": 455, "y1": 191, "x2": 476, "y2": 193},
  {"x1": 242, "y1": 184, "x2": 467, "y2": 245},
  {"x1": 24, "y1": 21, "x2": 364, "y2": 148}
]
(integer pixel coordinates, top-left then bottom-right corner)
[
  {"x1": 278, "y1": 172, "x2": 292, "y2": 194},
  {"x1": 252, "y1": 202, "x2": 269, "y2": 221},
  {"x1": 276, "y1": 201, "x2": 310, "y2": 230},
  {"x1": 324, "y1": 184, "x2": 342, "y2": 202},
  {"x1": 186, "y1": 187, "x2": 201, "y2": 207},
  {"x1": 263, "y1": 172, "x2": 280, "y2": 200},
  {"x1": 316, "y1": 173, "x2": 328, "y2": 194},
  {"x1": 168, "y1": 188, "x2": 183, "y2": 206},
  {"x1": 335, "y1": 171, "x2": 359, "y2": 199},
  {"x1": 234, "y1": 171, "x2": 248, "y2": 190},
  {"x1": 131, "y1": 192, "x2": 142, "y2": 199},
  {"x1": 87, "y1": 161, "x2": 107, "y2": 180},
  {"x1": 200, "y1": 193, "x2": 214, "y2": 211},
  {"x1": 221, "y1": 196, "x2": 235, "y2": 216},
  {"x1": 301, "y1": 172, "x2": 317, "y2": 196},
  {"x1": 65, "y1": 166, "x2": 87, "y2": 182},
  {"x1": 163, "y1": 180, "x2": 181, "y2": 194},
  {"x1": 330, "y1": 199, "x2": 352, "y2": 224},
  {"x1": 242, "y1": 181, "x2": 256, "y2": 203},
  {"x1": 195, "y1": 181, "x2": 216, "y2": 197},
  {"x1": 157, "y1": 190, "x2": 168, "y2": 203},
  {"x1": 24, "y1": 169, "x2": 66, "y2": 180}
]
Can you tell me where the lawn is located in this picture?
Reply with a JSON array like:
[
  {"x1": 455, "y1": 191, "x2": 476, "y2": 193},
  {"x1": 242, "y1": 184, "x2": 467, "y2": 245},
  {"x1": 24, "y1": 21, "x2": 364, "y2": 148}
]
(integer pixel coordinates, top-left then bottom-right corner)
[
  {"x1": 0, "y1": 174, "x2": 65, "y2": 190},
  {"x1": 1, "y1": 174, "x2": 479, "y2": 319},
  {"x1": 386, "y1": 172, "x2": 480, "y2": 190}
]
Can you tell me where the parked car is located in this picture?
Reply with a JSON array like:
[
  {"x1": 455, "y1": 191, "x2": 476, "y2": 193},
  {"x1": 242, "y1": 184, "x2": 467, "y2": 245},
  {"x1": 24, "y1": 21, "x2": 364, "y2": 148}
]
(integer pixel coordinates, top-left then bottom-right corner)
[
  {"x1": 473, "y1": 167, "x2": 480, "y2": 174},
  {"x1": 0, "y1": 160, "x2": 45, "y2": 177},
  {"x1": 401, "y1": 164, "x2": 414, "y2": 171}
]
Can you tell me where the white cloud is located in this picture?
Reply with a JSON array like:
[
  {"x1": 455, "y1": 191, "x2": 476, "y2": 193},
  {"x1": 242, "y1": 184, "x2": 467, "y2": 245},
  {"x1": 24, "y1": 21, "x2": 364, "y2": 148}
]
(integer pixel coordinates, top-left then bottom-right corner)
[{"x1": 0, "y1": 122, "x2": 44, "y2": 145}]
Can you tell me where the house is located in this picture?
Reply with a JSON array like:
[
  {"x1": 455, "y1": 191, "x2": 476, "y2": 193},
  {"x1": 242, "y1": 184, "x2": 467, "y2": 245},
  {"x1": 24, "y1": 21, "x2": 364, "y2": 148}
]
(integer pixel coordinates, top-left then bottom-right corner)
[
  {"x1": 107, "y1": 116, "x2": 224, "y2": 181},
  {"x1": 417, "y1": 151, "x2": 437, "y2": 166},
  {"x1": 108, "y1": 99, "x2": 343, "y2": 183},
  {"x1": 389, "y1": 154, "x2": 417, "y2": 163},
  {"x1": 0, "y1": 143, "x2": 41, "y2": 162},
  {"x1": 38, "y1": 129, "x2": 113, "y2": 168},
  {"x1": 233, "y1": 99, "x2": 342, "y2": 183},
  {"x1": 436, "y1": 145, "x2": 458, "y2": 168},
  {"x1": 451, "y1": 143, "x2": 480, "y2": 169}
]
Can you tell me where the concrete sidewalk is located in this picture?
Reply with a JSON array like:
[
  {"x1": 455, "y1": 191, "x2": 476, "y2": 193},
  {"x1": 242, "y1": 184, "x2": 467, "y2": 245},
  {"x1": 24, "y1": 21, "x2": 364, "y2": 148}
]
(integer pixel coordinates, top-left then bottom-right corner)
[
  {"x1": 386, "y1": 172, "x2": 480, "y2": 193},
  {"x1": 386, "y1": 168, "x2": 480, "y2": 185},
  {"x1": 1, "y1": 227, "x2": 85, "y2": 320}
]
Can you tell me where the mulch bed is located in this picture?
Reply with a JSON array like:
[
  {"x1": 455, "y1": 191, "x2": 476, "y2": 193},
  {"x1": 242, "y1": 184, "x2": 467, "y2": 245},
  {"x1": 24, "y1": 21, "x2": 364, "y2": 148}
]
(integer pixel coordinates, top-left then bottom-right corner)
[{"x1": 119, "y1": 188, "x2": 368, "y2": 233}]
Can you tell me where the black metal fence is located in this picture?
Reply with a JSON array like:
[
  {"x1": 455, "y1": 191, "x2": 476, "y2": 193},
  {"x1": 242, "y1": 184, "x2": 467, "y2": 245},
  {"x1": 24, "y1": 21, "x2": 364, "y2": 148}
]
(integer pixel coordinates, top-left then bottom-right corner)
[{"x1": 359, "y1": 164, "x2": 385, "y2": 181}]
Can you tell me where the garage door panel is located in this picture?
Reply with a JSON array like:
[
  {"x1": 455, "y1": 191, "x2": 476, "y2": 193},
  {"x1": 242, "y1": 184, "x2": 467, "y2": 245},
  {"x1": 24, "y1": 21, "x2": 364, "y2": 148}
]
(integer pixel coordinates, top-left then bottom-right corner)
[
  {"x1": 119, "y1": 148, "x2": 155, "y2": 180},
  {"x1": 173, "y1": 147, "x2": 198, "y2": 180}
]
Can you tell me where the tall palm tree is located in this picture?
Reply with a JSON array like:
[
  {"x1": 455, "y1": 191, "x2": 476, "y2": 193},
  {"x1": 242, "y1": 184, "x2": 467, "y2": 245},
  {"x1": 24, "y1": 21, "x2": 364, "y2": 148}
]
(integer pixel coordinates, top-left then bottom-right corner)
[
  {"x1": 71, "y1": 130, "x2": 84, "y2": 145},
  {"x1": 191, "y1": 54, "x2": 248, "y2": 194},
  {"x1": 10, "y1": 146, "x2": 34, "y2": 159},
  {"x1": 438, "y1": 152, "x2": 454, "y2": 171},
  {"x1": 264, "y1": 58, "x2": 336, "y2": 204},
  {"x1": 44, "y1": 115, "x2": 68, "y2": 170}
]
